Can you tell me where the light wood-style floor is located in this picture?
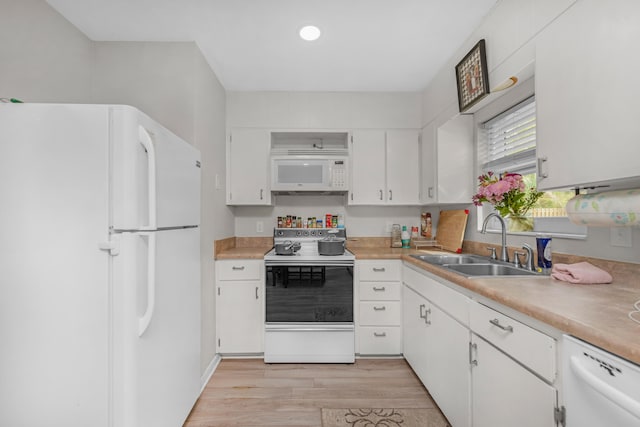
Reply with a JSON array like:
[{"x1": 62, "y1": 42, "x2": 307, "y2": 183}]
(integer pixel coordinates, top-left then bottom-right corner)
[{"x1": 183, "y1": 358, "x2": 440, "y2": 427}]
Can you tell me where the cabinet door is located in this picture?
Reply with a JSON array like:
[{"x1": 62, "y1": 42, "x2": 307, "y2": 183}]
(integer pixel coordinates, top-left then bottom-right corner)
[
  {"x1": 402, "y1": 285, "x2": 429, "y2": 384},
  {"x1": 227, "y1": 129, "x2": 271, "y2": 205},
  {"x1": 421, "y1": 115, "x2": 473, "y2": 204},
  {"x1": 426, "y1": 305, "x2": 471, "y2": 427},
  {"x1": 216, "y1": 281, "x2": 263, "y2": 353},
  {"x1": 436, "y1": 115, "x2": 473, "y2": 204},
  {"x1": 386, "y1": 130, "x2": 420, "y2": 205},
  {"x1": 471, "y1": 335, "x2": 557, "y2": 427},
  {"x1": 536, "y1": 0, "x2": 640, "y2": 190},
  {"x1": 420, "y1": 121, "x2": 437, "y2": 203},
  {"x1": 350, "y1": 130, "x2": 386, "y2": 205}
]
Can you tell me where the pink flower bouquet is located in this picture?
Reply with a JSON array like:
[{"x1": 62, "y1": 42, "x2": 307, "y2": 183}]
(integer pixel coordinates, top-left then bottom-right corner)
[{"x1": 472, "y1": 172, "x2": 543, "y2": 218}]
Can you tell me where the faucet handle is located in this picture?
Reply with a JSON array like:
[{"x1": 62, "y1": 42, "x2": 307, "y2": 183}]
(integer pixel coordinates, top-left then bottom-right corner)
[
  {"x1": 522, "y1": 243, "x2": 535, "y2": 271},
  {"x1": 486, "y1": 246, "x2": 497, "y2": 260},
  {"x1": 513, "y1": 251, "x2": 525, "y2": 268}
]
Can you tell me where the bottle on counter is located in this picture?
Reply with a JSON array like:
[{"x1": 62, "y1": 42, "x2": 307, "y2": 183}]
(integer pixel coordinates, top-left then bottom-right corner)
[
  {"x1": 401, "y1": 225, "x2": 410, "y2": 249},
  {"x1": 536, "y1": 234, "x2": 553, "y2": 273},
  {"x1": 391, "y1": 224, "x2": 402, "y2": 248}
]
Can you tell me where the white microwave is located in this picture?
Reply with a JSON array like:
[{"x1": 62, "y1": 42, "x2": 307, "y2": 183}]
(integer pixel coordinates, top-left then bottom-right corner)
[{"x1": 271, "y1": 156, "x2": 349, "y2": 192}]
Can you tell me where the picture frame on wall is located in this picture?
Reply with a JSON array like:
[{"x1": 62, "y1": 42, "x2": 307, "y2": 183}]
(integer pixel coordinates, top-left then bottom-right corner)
[{"x1": 455, "y1": 39, "x2": 490, "y2": 112}]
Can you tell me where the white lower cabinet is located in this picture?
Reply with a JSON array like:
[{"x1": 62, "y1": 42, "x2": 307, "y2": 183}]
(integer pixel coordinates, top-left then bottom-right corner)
[
  {"x1": 470, "y1": 335, "x2": 557, "y2": 427},
  {"x1": 402, "y1": 263, "x2": 561, "y2": 427},
  {"x1": 402, "y1": 265, "x2": 471, "y2": 427},
  {"x1": 215, "y1": 260, "x2": 264, "y2": 354},
  {"x1": 357, "y1": 260, "x2": 402, "y2": 355},
  {"x1": 469, "y1": 301, "x2": 558, "y2": 427}
]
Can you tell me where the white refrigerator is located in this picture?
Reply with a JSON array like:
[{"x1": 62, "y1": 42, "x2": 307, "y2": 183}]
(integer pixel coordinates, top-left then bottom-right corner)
[{"x1": 0, "y1": 104, "x2": 201, "y2": 427}]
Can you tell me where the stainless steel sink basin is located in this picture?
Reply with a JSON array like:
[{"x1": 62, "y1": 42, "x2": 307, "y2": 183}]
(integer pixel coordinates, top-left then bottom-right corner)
[
  {"x1": 410, "y1": 253, "x2": 545, "y2": 278},
  {"x1": 444, "y1": 263, "x2": 543, "y2": 278},
  {"x1": 410, "y1": 254, "x2": 488, "y2": 265}
]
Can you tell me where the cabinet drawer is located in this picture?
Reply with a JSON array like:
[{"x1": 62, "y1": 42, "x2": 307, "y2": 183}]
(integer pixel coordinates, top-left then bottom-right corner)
[
  {"x1": 470, "y1": 302, "x2": 556, "y2": 382},
  {"x1": 358, "y1": 260, "x2": 401, "y2": 281},
  {"x1": 216, "y1": 260, "x2": 262, "y2": 281},
  {"x1": 359, "y1": 301, "x2": 401, "y2": 326},
  {"x1": 359, "y1": 281, "x2": 401, "y2": 301},
  {"x1": 358, "y1": 326, "x2": 402, "y2": 355}
]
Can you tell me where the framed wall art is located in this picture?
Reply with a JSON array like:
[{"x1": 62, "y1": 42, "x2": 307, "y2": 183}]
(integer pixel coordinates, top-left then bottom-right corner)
[{"x1": 455, "y1": 39, "x2": 489, "y2": 112}]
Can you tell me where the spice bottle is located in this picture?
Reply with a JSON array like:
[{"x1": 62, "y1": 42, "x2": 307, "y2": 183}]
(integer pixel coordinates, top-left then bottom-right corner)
[{"x1": 401, "y1": 226, "x2": 410, "y2": 249}]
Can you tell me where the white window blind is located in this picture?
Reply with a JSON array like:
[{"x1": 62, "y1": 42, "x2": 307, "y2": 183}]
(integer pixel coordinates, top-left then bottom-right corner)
[{"x1": 479, "y1": 96, "x2": 536, "y2": 174}]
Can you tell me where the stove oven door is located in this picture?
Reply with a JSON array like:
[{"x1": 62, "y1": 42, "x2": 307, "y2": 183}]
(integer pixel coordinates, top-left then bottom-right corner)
[{"x1": 264, "y1": 263, "x2": 354, "y2": 363}]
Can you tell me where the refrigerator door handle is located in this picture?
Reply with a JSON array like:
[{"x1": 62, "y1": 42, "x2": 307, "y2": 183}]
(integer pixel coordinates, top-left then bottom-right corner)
[
  {"x1": 138, "y1": 232, "x2": 157, "y2": 336},
  {"x1": 138, "y1": 126, "x2": 157, "y2": 231}
]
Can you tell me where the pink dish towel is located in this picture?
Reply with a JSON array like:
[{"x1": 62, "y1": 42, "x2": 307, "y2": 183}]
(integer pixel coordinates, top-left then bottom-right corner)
[{"x1": 551, "y1": 262, "x2": 613, "y2": 284}]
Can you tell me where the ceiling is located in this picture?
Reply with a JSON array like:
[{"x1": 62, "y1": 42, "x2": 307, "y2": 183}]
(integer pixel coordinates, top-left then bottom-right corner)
[{"x1": 46, "y1": 0, "x2": 498, "y2": 92}]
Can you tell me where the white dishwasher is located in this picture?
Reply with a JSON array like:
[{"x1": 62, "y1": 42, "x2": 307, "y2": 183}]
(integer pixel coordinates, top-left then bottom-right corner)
[{"x1": 563, "y1": 335, "x2": 640, "y2": 427}]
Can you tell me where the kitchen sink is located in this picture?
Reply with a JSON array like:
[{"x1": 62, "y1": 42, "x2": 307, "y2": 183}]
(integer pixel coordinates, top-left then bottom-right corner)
[
  {"x1": 410, "y1": 254, "x2": 488, "y2": 265},
  {"x1": 410, "y1": 253, "x2": 545, "y2": 278},
  {"x1": 443, "y1": 263, "x2": 542, "y2": 278}
]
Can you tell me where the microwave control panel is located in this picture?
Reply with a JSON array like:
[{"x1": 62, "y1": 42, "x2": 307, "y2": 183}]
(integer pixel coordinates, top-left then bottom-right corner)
[{"x1": 331, "y1": 160, "x2": 347, "y2": 188}]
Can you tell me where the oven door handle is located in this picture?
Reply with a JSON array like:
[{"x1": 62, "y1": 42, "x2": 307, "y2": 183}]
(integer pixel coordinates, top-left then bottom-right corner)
[{"x1": 265, "y1": 326, "x2": 353, "y2": 333}]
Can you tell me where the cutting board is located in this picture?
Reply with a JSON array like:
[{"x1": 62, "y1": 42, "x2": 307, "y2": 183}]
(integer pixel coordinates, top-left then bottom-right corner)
[{"x1": 435, "y1": 209, "x2": 469, "y2": 253}]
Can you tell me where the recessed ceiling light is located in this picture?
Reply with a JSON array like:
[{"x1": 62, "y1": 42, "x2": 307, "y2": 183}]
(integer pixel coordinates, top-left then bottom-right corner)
[{"x1": 299, "y1": 25, "x2": 321, "y2": 41}]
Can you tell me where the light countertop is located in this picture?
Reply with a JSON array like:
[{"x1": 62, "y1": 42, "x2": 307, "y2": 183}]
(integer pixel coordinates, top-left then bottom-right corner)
[{"x1": 215, "y1": 240, "x2": 640, "y2": 365}]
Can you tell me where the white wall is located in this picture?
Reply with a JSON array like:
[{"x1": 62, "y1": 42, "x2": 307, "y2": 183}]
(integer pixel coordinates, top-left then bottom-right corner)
[
  {"x1": 1, "y1": 0, "x2": 232, "y2": 375},
  {"x1": 421, "y1": 0, "x2": 639, "y2": 263},
  {"x1": 0, "y1": 0, "x2": 93, "y2": 102},
  {"x1": 227, "y1": 91, "x2": 424, "y2": 237}
]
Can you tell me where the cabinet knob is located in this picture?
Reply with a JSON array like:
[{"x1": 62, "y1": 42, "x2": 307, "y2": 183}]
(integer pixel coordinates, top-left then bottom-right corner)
[
  {"x1": 232, "y1": 266, "x2": 245, "y2": 271},
  {"x1": 372, "y1": 286, "x2": 386, "y2": 292},
  {"x1": 373, "y1": 332, "x2": 387, "y2": 337},
  {"x1": 372, "y1": 267, "x2": 386, "y2": 272},
  {"x1": 373, "y1": 306, "x2": 386, "y2": 311}
]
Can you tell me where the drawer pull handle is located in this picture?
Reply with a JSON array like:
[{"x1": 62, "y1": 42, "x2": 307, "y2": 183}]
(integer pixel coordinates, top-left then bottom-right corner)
[
  {"x1": 419, "y1": 304, "x2": 426, "y2": 319},
  {"x1": 372, "y1": 267, "x2": 386, "y2": 272},
  {"x1": 489, "y1": 318, "x2": 514, "y2": 333},
  {"x1": 374, "y1": 332, "x2": 387, "y2": 337},
  {"x1": 372, "y1": 286, "x2": 386, "y2": 292},
  {"x1": 373, "y1": 306, "x2": 386, "y2": 311},
  {"x1": 232, "y1": 266, "x2": 245, "y2": 271},
  {"x1": 424, "y1": 308, "x2": 431, "y2": 325}
]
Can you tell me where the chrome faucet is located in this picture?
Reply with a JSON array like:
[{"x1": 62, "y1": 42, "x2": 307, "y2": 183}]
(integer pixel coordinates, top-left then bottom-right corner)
[
  {"x1": 522, "y1": 243, "x2": 535, "y2": 271},
  {"x1": 481, "y1": 213, "x2": 509, "y2": 263}
]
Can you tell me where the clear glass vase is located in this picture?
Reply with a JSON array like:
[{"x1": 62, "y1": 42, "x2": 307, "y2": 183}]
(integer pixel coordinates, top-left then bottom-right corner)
[{"x1": 507, "y1": 215, "x2": 534, "y2": 232}]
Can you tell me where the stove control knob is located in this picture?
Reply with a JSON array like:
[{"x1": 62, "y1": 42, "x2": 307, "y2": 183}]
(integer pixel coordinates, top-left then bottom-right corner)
[{"x1": 296, "y1": 230, "x2": 302, "y2": 236}]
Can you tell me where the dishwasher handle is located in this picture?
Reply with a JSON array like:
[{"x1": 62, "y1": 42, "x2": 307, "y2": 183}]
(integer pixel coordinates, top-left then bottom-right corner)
[{"x1": 570, "y1": 355, "x2": 640, "y2": 419}]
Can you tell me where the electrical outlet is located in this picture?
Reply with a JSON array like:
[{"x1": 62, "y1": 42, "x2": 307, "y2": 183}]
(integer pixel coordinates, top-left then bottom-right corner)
[
  {"x1": 215, "y1": 174, "x2": 221, "y2": 190},
  {"x1": 610, "y1": 227, "x2": 632, "y2": 248},
  {"x1": 385, "y1": 222, "x2": 393, "y2": 233},
  {"x1": 256, "y1": 221, "x2": 264, "y2": 233}
]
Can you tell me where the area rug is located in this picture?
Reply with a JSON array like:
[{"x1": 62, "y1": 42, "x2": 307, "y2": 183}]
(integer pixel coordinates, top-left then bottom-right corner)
[{"x1": 321, "y1": 408, "x2": 451, "y2": 427}]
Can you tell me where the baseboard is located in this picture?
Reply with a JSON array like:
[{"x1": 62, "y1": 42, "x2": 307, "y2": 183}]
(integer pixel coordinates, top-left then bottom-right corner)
[{"x1": 200, "y1": 353, "x2": 221, "y2": 392}]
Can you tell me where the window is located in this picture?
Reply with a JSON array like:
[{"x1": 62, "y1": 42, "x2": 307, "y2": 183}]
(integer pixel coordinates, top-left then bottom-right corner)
[{"x1": 477, "y1": 96, "x2": 586, "y2": 237}]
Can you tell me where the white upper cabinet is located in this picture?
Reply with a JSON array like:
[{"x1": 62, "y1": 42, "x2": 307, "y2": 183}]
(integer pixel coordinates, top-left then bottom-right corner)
[
  {"x1": 227, "y1": 129, "x2": 271, "y2": 205},
  {"x1": 535, "y1": 0, "x2": 640, "y2": 190},
  {"x1": 350, "y1": 129, "x2": 420, "y2": 205},
  {"x1": 421, "y1": 114, "x2": 474, "y2": 204}
]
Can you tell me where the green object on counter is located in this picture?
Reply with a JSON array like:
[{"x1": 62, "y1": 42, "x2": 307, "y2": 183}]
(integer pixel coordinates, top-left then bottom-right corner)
[
  {"x1": 401, "y1": 225, "x2": 410, "y2": 248},
  {"x1": 1, "y1": 98, "x2": 24, "y2": 103}
]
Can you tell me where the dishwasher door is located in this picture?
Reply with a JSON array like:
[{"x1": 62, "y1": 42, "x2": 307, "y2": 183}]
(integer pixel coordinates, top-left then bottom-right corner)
[{"x1": 563, "y1": 335, "x2": 640, "y2": 427}]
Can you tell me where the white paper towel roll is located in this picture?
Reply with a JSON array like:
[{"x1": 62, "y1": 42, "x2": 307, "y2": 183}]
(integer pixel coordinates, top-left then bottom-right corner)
[{"x1": 566, "y1": 189, "x2": 640, "y2": 227}]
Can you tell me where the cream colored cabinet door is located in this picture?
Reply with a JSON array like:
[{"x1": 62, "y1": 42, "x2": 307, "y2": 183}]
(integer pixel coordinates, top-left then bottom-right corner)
[
  {"x1": 535, "y1": 0, "x2": 640, "y2": 190},
  {"x1": 216, "y1": 281, "x2": 263, "y2": 354},
  {"x1": 425, "y1": 304, "x2": 471, "y2": 427},
  {"x1": 227, "y1": 129, "x2": 271, "y2": 205},
  {"x1": 420, "y1": 115, "x2": 473, "y2": 204},
  {"x1": 471, "y1": 335, "x2": 557, "y2": 427},
  {"x1": 402, "y1": 285, "x2": 430, "y2": 383},
  {"x1": 350, "y1": 130, "x2": 386, "y2": 205},
  {"x1": 386, "y1": 130, "x2": 420, "y2": 205}
]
